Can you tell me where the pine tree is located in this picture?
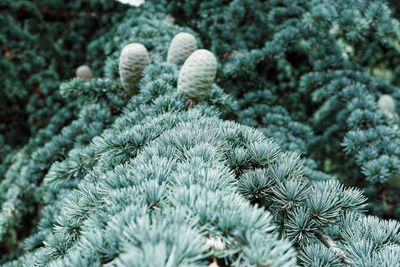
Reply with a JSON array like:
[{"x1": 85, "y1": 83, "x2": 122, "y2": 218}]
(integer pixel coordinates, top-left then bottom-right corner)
[{"x1": 2, "y1": 0, "x2": 400, "y2": 266}]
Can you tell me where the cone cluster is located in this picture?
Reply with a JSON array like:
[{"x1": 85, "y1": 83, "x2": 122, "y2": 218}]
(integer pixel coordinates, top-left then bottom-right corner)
[{"x1": 118, "y1": 33, "x2": 217, "y2": 102}]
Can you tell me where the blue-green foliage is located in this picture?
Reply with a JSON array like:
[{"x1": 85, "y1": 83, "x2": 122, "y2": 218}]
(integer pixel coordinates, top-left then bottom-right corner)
[
  {"x1": 0, "y1": 83, "x2": 125, "y2": 259},
  {"x1": 2, "y1": 0, "x2": 400, "y2": 266},
  {"x1": 5, "y1": 59, "x2": 297, "y2": 266},
  {"x1": 168, "y1": 0, "x2": 400, "y2": 218}
]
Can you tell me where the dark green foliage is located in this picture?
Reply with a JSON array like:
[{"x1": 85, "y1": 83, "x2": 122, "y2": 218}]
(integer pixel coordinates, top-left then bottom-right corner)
[{"x1": 0, "y1": 0, "x2": 124, "y2": 151}]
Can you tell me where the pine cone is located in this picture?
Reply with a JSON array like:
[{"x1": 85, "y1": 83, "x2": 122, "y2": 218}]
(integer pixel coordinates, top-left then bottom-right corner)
[
  {"x1": 76, "y1": 65, "x2": 93, "y2": 81},
  {"x1": 119, "y1": 43, "x2": 150, "y2": 95},
  {"x1": 177, "y1": 49, "x2": 217, "y2": 101},
  {"x1": 167, "y1": 32, "x2": 197, "y2": 65},
  {"x1": 378, "y1": 94, "x2": 396, "y2": 114}
]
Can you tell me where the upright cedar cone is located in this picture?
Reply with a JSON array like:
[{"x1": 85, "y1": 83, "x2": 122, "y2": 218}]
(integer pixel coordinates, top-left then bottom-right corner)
[
  {"x1": 167, "y1": 32, "x2": 197, "y2": 65},
  {"x1": 119, "y1": 43, "x2": 150, "y2": 95},
  {"x1": 75, "y1": 65, "x2": 93, "y2": 81},
  {"x1": 378, "y1": 94, "x2": 396, "y2": 114},
  {"x1": 177, "y1": 49, "x2": 217, "y2": 101}
]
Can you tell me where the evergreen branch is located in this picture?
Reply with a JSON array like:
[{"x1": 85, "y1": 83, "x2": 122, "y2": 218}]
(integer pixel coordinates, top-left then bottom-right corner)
[{"x1": 315, "y1": 230, "x2": 352, "y2": 266}]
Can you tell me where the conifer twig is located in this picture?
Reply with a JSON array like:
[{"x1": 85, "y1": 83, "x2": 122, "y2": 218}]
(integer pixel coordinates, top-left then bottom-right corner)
[{"x1": 315, "y1": 230, "x2": 353, "y2": 266}]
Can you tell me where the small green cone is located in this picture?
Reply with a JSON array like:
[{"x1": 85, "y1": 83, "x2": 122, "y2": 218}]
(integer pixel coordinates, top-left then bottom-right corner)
[
  {"x1": 177, "y1": 49, "x2": 217, "y2": 102},
  {"x1": 167, "y1": 32, "x2": 197, "y2": 65},
  {"x1": 119, "y1": 43, "x2": 150, "y2": 95},
  {"x1": 378, "y1": 94, "x2": 396, "y2": 114},
  {"x1": 76, "y1": 65, "x2": 93, "y2": 81}
]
